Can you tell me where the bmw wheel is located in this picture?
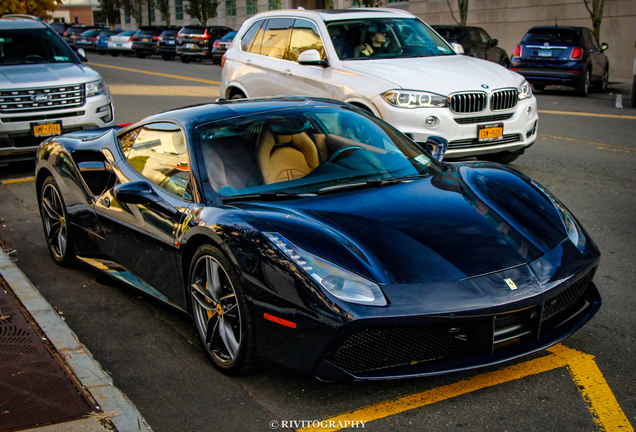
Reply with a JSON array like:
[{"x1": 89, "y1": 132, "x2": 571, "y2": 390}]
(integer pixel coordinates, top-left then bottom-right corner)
[
  {"x1": 189, "y1": 245, "x2": 256, "y2": 374},
  {"x1": 40, "y1": 176, "x2": 75, "y2": 267}
]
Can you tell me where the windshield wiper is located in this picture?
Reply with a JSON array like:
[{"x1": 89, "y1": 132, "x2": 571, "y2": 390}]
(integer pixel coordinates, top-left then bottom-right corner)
[
  {"x1": 221, "y1": 191, "x2": 317, "y2": 203},
  {"x1": 318, "y1": 174, "x2": 429, "y2": 194}
]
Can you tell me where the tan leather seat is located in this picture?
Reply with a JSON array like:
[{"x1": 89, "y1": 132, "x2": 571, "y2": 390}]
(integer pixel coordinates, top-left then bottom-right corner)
[{"x1": 256, "y1": 128, "x2": 320, "y2": 185}]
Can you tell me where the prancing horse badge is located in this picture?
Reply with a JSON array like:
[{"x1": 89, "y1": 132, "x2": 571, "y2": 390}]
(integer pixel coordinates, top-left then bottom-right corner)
[{"x1": 505, "y1": 278, "x2": 518, "y2": 290}]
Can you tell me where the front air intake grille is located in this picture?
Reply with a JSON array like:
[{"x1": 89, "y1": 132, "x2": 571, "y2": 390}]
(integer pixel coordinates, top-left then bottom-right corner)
[
  {"x1": 449, "y1": 134, "x2": 522, "y2": 149},
  {"x1": 454, "y1": 113, "x2": 514, "y2": 125},
  {"x1": 0, "y1": 85, "x2": 86, "y2": 114},
  {"x1": 542, "y1": 271, "x2": 593, "y2": 322},
  {"x1": 449, "y1": 92, "x2": 487, "y2": 113},
  {"x1": 491, "y1": 89, "x2": 519, "y2": 111},
  {"x1": 331, "y1": 326, "x2": 454, "y2": 374}
]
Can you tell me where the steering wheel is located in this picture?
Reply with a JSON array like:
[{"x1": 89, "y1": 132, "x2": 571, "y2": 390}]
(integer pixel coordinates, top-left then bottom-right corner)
[
  {"x1": 24, "y1": 55, "x2": 44, "y2": 61},
  {"x1": 326, "y1": 145, "x2": 365, "y2": 163},
  {"x1": 394, "y1": 45, "x2": 411, "y2": 55}
]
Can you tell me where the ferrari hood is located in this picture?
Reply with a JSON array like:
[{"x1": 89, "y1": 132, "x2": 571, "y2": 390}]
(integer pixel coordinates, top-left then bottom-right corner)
[
  {"x1": 240, "y1": 164, "x2": 569, "y2": 285},
  {"x1": 343, "y1": 55, "x2": 522, "y2": 94}
]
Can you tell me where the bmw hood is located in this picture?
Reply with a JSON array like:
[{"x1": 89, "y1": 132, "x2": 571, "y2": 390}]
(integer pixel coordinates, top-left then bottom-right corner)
[
  {"x1": 238, "y1": 164, "x2": 585, "y2": 286},
  {"x1": 0, "y1": 63, "x2": 101, "y2": 88},
  {"x1": 343, "y1": 55, "x2": 523, "y2": 94}
]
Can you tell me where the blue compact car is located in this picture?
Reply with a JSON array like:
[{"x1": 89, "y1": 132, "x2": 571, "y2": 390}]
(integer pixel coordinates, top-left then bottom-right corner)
[
  {"x1": 511, "y1": 26, "x2": 609, "y2": 96},
  {"x1": 96, "y1": 30, "x2": 121, "y2": 55},
  {"x1": 35, "y1": 97, "x2": 601, "y2": 381}
]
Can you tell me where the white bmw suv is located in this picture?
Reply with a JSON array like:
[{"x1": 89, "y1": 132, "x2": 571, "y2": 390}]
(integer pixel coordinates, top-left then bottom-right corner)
[
  {"x1": 0, "y1": 17, "x2": 114, "y2": 164},
  {"x1": 220, "y1": 8, "x2": 538, "y2": 164}
]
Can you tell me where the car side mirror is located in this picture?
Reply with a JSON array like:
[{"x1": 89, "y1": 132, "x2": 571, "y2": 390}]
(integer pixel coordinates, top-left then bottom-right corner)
[
  {"x1": 113, "y1": 181, "x2": 180, "y2": 218},
  {"x1": 298, "y1": 49, "x2": 329, "y2": 67},
  {"x1": 425, "y1": 136, "x2": 449, "y2": 162},
  {"x1": 76, "y1": 48, "x2": 88, "y2": 62},
  {"x1": 451, "y1": 43, "x2": 464, "y2": 54},
  {"x1": 492, "y1": 39, "x2": 499, "y2": 46},
  {"x1": 601, "y1": 42, "x2": 608, "y2": 52}
]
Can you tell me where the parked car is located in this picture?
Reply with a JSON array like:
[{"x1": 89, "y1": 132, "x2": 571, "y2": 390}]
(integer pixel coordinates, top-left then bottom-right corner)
[
  {"x1": 176, "y1": 25, "x2": 233, "y2": 63},
  {"x1": 156, "y1": 28, "x2": 180, "y2": 61},
  {"x1": 211, "y1": 30, "x2": 237, "y2": 64},
  {"x1": 132, "y1": 26, "x2": 165, "y2": 58},
  {"x1": 96, "y1": 30, "x2": 121, "y2": 55},
  {"x1": 49, "y1": 21, "x2": 71, "y2": 35},
  {"x1": 108, "y1": 30, "x2": 136, "y2": 56},
  {"x1": 74, "y1": 29, "x2": 103, "y2": 51},
  {"x1": 432, "y1": 25, "x2": 509, "y2": 67},
  {"x1": 63, "y1": 25, "x2": 92, "y2": 48},
  {"x1": 0, "y1": 17, "x2": 115, "y2": 164},
  {"x1": 632, "y1": 40, "x2": 636, "y2": 108},
  {"x1": 221, "y1": 9, "x2": 538, "y2": 164},
  {"x1": 510, "y1": 26, "x2": 609, "y2": 96},
  {"x1": 35, "y1": 97, "x2": 601, "y2": 380}
]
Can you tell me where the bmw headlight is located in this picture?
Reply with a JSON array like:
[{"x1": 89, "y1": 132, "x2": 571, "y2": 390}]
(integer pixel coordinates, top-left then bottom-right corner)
[
  {"x1": 518, "y1": 80, "x2": 532, "y2": 100},
  {"x1": 264, "y1": 233, "x2": 387, "y2": 306},
  {"x1": 382, "y1": 90, "x2": 447, "y2": 109},
  {"x1": 86, "y1": 79, "x2": 108, "y2": 97},
  {"x1": 531, "y1": 180, "x2": 587, "y2": 252}
]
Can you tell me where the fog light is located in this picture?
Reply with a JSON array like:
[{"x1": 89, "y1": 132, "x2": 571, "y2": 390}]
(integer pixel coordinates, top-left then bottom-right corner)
[
  {"x1": 526, "y1": 106, "x2": 532, "y2": 118},
  {"x1": 425, "y1": 116, "x2": 439, "y2": 128},
  {"x1": 97, "y1": 104, "x2": 113, "y2": 123}
]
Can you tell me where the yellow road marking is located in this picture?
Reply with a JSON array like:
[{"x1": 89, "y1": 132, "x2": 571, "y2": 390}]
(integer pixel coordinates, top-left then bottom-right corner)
[
  {"x1": 538, "y1": 110, "x2": 636, "y2": 120},
  {"x1": 90, "y1": 62, "x2": 221, "y2": 85},
  {"x1": 539, "y1": 133, "x2": 636, "y2": 154},
  {"x1": 300, "y1": 344, "x2": 632, "y2": 432},
  {"x1": 0, "y1": 177, "x2": 35, "y2": 185},
  {"x1": 108, "y1": 84, "x2": 220, "y2": 97}
]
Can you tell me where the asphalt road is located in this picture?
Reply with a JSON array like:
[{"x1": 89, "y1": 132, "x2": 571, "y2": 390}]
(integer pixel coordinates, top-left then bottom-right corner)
[{"x1": 0, "y1": 52, "x2": 634, "y2": 432}]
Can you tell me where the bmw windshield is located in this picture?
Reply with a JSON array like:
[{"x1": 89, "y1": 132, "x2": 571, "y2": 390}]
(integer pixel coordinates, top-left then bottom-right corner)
[
  {"x1": 194, "y1": 105, "x2": 442, "y2": 199},
  {"x1": 326, "y1": 18, "x2": 455, "y2": 60}
]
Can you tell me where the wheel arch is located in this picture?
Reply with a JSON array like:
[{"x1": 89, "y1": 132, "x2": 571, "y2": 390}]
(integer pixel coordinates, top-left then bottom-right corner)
[{"x1": 225, "y1": 84, "x2": 249, "y2": 100}]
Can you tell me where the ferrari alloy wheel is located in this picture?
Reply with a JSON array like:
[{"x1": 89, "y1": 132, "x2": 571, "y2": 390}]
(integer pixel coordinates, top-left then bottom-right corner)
[
  {"x1": 40, "y1": 177, "x2": 75, "y2": 266},
  {"x1": 189, "y1": 245, "x2": 256, "y2": 374}
]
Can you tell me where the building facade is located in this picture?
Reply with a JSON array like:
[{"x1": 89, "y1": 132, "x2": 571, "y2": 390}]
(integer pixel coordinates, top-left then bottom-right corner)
[{"x1": 116, "y1": 0, "x2": 635, "y2": 78}]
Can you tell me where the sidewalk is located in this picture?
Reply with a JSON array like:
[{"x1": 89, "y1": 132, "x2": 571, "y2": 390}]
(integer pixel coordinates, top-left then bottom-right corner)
[{"x1": 0, "y1": 248, "x2": 152, "y2": 432}]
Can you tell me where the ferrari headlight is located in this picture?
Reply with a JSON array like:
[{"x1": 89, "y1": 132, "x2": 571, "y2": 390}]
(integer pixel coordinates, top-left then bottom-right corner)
[
  {"x1": 264, "y1": 233, "x2": 387, "y2": 306},
  {"x1": 531, "y1": 180, "x2": 587, "y2": 252},
  {"x1": 382, "y1": 90, "x2": 447, "y2": 109},
  {"x1": 86, "y1": 79, "x2": 108, "y2": 97},
  {"x1": 518, "y1": 80, "x2": 532, "y2": 100}
]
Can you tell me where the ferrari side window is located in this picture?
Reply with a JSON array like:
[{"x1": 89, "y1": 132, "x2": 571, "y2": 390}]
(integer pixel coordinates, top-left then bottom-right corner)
[{"x1": 122, "y1": 122, "x2": 193, "y2": 200}]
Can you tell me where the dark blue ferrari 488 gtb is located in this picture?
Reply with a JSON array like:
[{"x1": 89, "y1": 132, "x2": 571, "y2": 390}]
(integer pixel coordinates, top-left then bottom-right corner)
[{"x1": 35, "y1": 97, "x2": 601, "y2": 381}]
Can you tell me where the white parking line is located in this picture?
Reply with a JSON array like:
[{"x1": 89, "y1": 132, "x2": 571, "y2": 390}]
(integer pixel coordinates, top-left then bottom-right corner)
[{"x1": 616, "y1": 94, "x2": 623, "y2": 109}]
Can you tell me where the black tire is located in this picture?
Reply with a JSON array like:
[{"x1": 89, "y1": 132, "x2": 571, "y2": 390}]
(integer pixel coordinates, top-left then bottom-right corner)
[
  {"x1": 99, "y1": 51, "x2": 106, "y2": 55},
  {"x1": 189, "y1": 244, "x2": 257, "y2": 375},
  {"x1": 631, "y1": 77, "x2": 636, "y2": 108},
  {"x1": 40, "y1": 176, "x2": 75, "y2": 267},
  {"x1": 575, "y1": 69, "x2": 590, "y2": 97},
  {"x1": 533, "y1": 84, "x2": 545, "y2": 91},
  {"x1": 110, "y1": 52, "x2": 119, "y2": 57},
  {"x1": 595, "y1": 67, "x2": 609, "y2": 93},
  {"x1": 135, "y1": 51, "x2": 145, "y2": 58},
  {"x1": 180, "y1": 55, "x2": 190, "y2": 63},
  {"x1": 161, "y1": 53, "x2": 173, "y2": 61},
  {"x1": 230, "y1": 91, "x2": 246, "y2": 100},
  {"x1": 480, "y1": 150, "x2": 522, "y2": 164}
]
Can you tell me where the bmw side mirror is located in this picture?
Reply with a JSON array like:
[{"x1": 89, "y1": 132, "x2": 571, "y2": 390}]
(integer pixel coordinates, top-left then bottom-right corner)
[
  {"x1": 425, "y1": 136, "x2": 449, "y2": 162},
  {"x1": 451, "y1": 43, "x2": 464, "y2": 54},
  {"x1": 601, "y1": 42, "x2": 608, "y2": 52},
  {"x1": 76, "y1": 48, "x2": 87, "y2": 62},
  {"x1": 113, "y1": 181, "x2": 180, "y2": 217},
  {"x1": 298, "y1": 49, "x2": 329, "y2": 67}
]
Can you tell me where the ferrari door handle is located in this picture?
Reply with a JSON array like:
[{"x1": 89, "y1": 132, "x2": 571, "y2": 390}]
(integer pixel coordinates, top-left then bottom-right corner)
[{"x1": 282, "y1": 69, "x2": 292, "y2": 77}]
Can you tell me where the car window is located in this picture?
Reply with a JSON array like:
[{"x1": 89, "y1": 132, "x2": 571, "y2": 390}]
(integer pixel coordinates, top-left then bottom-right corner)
[
  {"x1": 326, "y1": 18, "x2": 454, "y2": 60},
  {"x1": 586, "y1": 29, "x2": 600, "y2": 50},
  {"x1": 522, "y1": 28, "x2": 579, "y2": 45},
  {"x1": 193, "y1": 106, "x2": 440, "y2": 198},
  {"x1": 221, "y1": 31, "x2": 237, "y2": 41},
  {"x1": 120, "y1": 122, "x2": 193, "y2": 200},
  {"x1": 0, "y1": 28, "x2": 78, "y2": 65},
  {"x1": 241, "y1": 20, "x2": 264, "y2": 52},
  {"x1": 286, "y1": 19, "x2": 324, "y2": 62},
  {"x1": 478, "y1": 29, "x2": 492, "y2": 44},
  {"x1": 258, "y1": 18, "x2": 293, "y2": 58},
  {"x1": 466, "y1": 28, "x2": 481, "y2": 42}
]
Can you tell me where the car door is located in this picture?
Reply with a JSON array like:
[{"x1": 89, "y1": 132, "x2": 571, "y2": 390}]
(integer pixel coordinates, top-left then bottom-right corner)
[
  {"x1": 585, "y1": 29, "x2": 605, "y2": 79},
  {"x1": 465, "y1": 28, "x2": 486, "y2": 59},
  {"x1": 93, "y1": 121, "x2": 194, "y2": 307},
  {"x1": 278, "y1": 18, "x2": 332, "y2": 98},
  {"x1": 479, "y1": 29, "x2": 499, "y2": 63}
]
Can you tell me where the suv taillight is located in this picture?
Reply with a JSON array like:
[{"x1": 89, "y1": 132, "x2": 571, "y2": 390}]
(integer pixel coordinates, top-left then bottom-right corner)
[
  {"x1": 213, "y1": 41, "x2": 220, "y2": 49},
  {"x1": 570, "y1": 47, "x2": 583, "y2": 60},
  {"x1": 221, "y1": 53, "x2": 226, "y2": 68},
  {"x1": 153, "y1": 35, "x2": 160, "y2": 41},
  {"x1": 513, "y1": 45, "x2": 522, "y2": 58}
]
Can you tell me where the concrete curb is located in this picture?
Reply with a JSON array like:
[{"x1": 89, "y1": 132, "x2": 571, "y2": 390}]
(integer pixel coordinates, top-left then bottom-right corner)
[{"x1": 0, "y1": 248, "x2": 153, "y2": 432}]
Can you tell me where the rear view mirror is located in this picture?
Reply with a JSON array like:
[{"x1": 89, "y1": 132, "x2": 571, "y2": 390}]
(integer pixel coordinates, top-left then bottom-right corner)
[
  {"x1": 76, "y1": 48, "x2": 87, "y2": 61},
  {"x1": 298, "y1": 49, "x2": 329, "y2": 67},
  {"x1": 425, "y1": 136, "x2": 449, "y2": 162},
  {"x1": 493, "y1": 39, "x2": 499, "y2": 46},
  {"x1": 452, "y1": 43, "x2": 464, "y2": 54},
  {"x1": 601, "y1": 42, "x2": 608, "y2": 52}
]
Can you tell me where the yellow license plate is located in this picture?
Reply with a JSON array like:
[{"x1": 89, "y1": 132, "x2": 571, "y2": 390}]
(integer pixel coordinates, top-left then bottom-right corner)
[
  {"x1": 478, "y1": 123, "x2": 504, "y2": 142},
  {"x1": 33, "y1": 122, "x2": 62, "y2": 137}
]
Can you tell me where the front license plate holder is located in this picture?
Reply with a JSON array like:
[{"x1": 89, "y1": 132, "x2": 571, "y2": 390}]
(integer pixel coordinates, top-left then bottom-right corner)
[
  {"x1": 477, "y1": 122, "x2": 504, "y2": 142},
  {"x1": 31, "y1": 120, "x2": 62, "y2": 138}
]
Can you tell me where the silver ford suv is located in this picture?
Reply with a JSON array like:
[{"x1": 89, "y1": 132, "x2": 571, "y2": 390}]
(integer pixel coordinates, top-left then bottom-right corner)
[{"x1": 0, "y1": 17, "x2": 115, "y2": 164}]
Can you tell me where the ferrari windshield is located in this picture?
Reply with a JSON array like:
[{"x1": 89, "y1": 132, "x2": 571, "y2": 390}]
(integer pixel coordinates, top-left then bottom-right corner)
[
  {"x1": 194, "y1": 105, "x2": 441, "y2": 199},
  {"x1": 326, "y1": 18, "x2": 455, "y2": 60},
  {"x1": 0, "y1": 28, "x2": 78, "y2": 65}
]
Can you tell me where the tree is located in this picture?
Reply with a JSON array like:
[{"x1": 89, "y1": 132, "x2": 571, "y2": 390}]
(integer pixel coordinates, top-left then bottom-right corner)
[
  {"x1": 98, "y1": 0, "x2": 121, "y2": 28},
  {"x1": 583, "y1": 0, "x2": 606, "y2": 39},
  {"x1": 121, "y1": 0, "x2": 144, "y2": 28},
  {"x1": 0, "y1": 0, "x2": 62, "y2": 19},
  {"x1": 446, "y1": 0, "x2": 469, "y2": 27},
  {"x1": 185, "y1": 0, "x2": 217, "y2": 25},
  {"x1": 156, "y1": 0, "x2": 170, "y2": 25}
]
